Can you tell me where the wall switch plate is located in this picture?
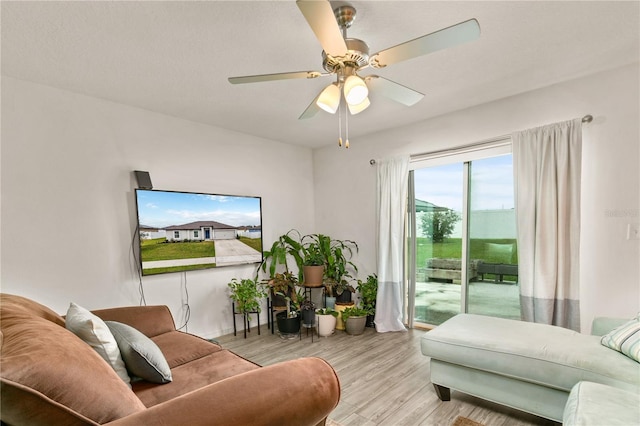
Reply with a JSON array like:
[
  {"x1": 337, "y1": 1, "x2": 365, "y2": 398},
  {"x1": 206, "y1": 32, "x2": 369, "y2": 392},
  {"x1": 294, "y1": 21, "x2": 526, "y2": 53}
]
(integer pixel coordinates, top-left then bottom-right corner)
[{"x1": 627, "y1": 223, "x2": 640, "y2": 240}]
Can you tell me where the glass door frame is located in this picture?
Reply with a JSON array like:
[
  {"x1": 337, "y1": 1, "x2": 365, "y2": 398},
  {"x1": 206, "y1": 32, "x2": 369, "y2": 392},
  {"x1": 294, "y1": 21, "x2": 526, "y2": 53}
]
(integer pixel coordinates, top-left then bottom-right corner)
[{"x1": 406, "y1": 140, "x2": 512, "y2": 328}]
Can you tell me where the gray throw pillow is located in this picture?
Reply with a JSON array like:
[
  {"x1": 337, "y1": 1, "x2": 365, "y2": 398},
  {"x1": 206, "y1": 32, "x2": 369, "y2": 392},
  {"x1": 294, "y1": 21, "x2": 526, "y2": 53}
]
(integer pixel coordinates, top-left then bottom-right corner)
[
  {"x1": 105, "y1": 321, "x2": 172, "y2": 384},
  {"x1": 66, "y1": 303, "x2": 131, "y2": 387}
]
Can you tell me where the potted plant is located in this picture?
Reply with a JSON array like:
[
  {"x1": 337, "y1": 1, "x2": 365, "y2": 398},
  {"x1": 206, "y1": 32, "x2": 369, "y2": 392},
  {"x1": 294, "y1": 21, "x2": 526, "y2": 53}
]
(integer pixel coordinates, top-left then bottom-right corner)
[
  {"x1": 312, "y1": 234, "x2": 358, "y2": 303},
  {"x1": 330, "y1": 279, "x2": 356, "y2": 303},
  {"x1": 264, "y1": 271, "x2": 298, "y2": 309},
  {"x1": 341, "y1": 306, "x2": 369, "y2": 336},
  {"x1": 227, "y1": 278, "x2": 267, "y2": 319},
  {"x1": 275, "y1": 287, "x2": 304, "y2": 338},
  {"x1": 334, "y1": 300, "x2": 354, "y2": 331},
  {"x1": 300, "y1": 298, "x2": 316, "y2": 326},
  {"x1": 316, "y1": 308, "x2": 339, "y2": 337},
  {"x1": 357, "y1": 273, "x2": 378, "y2": 328},
  {"x1": 300, "y1": 239, "x2": 325, "y2": 287},
  {"x1": 258, "y1": 230, "x2": 301, "y2": 279}
]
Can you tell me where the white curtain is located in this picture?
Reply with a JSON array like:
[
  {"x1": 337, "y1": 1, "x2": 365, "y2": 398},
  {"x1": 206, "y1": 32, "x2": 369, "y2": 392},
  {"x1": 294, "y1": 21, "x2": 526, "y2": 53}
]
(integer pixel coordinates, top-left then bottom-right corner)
[
  {"x1": 512, "y1": 118, "x2": 582, "y2": 331},
  {"x1": 375, "y1": 156, "x2": 409, "y2": 332}
]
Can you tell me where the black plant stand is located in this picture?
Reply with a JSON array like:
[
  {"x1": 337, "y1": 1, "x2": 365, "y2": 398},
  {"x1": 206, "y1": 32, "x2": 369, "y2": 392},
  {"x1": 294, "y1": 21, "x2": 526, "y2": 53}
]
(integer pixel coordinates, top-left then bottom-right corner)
[
  {"x1": 267, "y1": 297, "x2": 288, "y2": 335},
  {"x1": 301, "y1": 317, "x2": 319, "y2": 343},
  {"x1": 303, "y1": 284, "x2": 326, "y2": 308},
  {"x1": 232, "y1": 302, "x2": 260, "y2": 339}
]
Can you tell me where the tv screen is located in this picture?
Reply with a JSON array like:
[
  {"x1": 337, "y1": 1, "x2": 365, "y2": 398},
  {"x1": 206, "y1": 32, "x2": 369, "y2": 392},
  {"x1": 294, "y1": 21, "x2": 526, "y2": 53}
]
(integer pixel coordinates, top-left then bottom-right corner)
[{"x1": 135, "y1": 189, "x2": 263, "y2": 276}]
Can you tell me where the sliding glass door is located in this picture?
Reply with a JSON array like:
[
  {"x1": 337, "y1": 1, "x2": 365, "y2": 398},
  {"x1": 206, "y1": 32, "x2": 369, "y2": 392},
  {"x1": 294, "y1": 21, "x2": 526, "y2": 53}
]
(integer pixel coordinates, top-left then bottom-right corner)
[
  {"x1": 408, "y1": 150, "x2": 520, "y2": 327},
  {"x1": 411, "y1": 163, "x2": 464, "y2": 325},
  {"x1": 466, "y1": 156, "x2": 520, "y2": 320}
]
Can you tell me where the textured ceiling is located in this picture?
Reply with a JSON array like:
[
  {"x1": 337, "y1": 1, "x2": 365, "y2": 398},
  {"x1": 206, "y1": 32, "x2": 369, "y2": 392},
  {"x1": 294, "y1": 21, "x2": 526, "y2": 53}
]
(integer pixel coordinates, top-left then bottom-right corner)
[{"x1": 2, "y1": 1, "x2": 639, "y2": 148}]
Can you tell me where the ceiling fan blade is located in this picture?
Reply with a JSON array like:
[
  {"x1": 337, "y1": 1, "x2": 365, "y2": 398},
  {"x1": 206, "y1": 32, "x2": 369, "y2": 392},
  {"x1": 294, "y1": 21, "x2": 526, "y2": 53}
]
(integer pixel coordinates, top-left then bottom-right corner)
[
  {"x1": 365, "y1": 75, "x2": 424, "y2": 106},
  {"x1": 296, "y1": 0, "x2": 348, "y2": 57},
  {"x1": 299, "y1": 91, "x2": 322, "y2": 120},
  {"x1": 229, "y1": 71, "x2": 324, "y2": 85},
  {"x1": 370, "y1": 19, "x2": 480, "y2": 68}
]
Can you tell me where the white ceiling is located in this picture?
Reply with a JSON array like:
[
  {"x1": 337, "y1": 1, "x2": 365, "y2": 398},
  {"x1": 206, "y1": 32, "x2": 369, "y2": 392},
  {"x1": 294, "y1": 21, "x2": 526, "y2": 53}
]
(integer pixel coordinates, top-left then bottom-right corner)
[{"x1": 2, "y1": 1, "x2": 639, "y2": 149}]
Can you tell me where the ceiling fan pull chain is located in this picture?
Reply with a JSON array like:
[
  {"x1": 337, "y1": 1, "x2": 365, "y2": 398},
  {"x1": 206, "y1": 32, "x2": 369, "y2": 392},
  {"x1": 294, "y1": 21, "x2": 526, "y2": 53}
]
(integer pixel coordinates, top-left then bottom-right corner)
[
  {"x1": 345, "y1": 103, "x2": 350, "y2": 149},
  {"x1": 338, "y1": 99, "x2": 343, "y2": 147}
]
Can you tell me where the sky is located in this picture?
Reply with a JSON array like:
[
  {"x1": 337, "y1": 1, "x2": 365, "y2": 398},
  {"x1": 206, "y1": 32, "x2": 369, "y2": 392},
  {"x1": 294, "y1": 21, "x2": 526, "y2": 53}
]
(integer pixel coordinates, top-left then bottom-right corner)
[
  {"x1": 136, "y1": 190, "x2": 262, "y2": 228},
  {"x1": 413, "y1": 154, "x2": 514, "y2": 212}
]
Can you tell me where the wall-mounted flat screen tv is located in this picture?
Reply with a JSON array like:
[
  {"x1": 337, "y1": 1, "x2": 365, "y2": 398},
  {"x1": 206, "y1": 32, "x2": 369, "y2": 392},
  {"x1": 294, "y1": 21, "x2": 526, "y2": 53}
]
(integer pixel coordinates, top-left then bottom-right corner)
[{"x1": 135, "y1": 189, "x2": 263, "y2": 276}]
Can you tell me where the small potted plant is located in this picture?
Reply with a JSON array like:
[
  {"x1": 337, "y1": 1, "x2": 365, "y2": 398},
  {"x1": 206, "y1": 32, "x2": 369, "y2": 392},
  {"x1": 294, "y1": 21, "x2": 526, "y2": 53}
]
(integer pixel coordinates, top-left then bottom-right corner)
[
  {"x1": 275, "y1": 287, "x2": 304, "y2": 338},
  {"x1": 227, "y1": 278, "x2": 267, "y2": 320},
  {"x1": 300, "y1": 298, "x2": 316, "y2": 327},
  {"x1": 264, "y1": 271, "x2": 298, "y2": 309},
  {"x1": 357, "y1": 273, "x2": 378, "y2": 327},
  {"x1": 330, "y1": 279, "x2": 356, "y2": 303},
  {"x1": 316, "y1": 307, "x2": 339, "y2": 337},
  {"x1": 341, "y1": 306, "x2": 369, "y2": 336}
]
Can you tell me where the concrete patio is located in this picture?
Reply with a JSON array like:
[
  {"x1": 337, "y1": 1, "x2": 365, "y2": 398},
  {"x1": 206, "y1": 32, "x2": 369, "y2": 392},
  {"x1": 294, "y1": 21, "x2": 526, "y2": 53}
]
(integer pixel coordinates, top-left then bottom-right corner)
[{"x1": 414, "y1": 280, "x2": 521, "y2": 326}]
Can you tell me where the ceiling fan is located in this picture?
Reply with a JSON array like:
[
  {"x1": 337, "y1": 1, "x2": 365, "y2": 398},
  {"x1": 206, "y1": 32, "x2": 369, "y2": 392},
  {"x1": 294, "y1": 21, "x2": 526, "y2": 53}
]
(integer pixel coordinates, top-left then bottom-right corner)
[{"x1": 229, "y1": 0, "x2": 480, "y2": 144}]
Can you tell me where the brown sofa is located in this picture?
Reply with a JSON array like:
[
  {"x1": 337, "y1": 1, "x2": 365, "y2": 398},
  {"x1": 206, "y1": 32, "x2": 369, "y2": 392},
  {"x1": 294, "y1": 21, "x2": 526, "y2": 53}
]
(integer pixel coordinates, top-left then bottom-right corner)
[{"x1": 0, "y1": 293, "x2": 340, "y2": 425}]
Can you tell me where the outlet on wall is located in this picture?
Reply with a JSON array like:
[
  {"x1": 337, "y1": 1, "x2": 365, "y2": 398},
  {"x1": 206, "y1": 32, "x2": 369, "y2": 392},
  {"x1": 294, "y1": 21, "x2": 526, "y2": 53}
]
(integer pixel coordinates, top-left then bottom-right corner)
[{"x1": 627, "y1": 223, "x2": 640, "y2": 240}]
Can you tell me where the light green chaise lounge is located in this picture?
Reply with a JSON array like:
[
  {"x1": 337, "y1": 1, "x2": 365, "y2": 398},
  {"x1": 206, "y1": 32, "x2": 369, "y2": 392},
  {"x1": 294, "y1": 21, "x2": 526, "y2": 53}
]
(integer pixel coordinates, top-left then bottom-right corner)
[{"x1": 421, "y1": 314, "x2": 640, "y2": 423}]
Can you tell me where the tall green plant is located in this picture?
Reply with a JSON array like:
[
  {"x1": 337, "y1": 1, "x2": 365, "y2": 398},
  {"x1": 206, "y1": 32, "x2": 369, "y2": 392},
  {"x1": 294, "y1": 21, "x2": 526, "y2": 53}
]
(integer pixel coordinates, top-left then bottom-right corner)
[
  {"x1": 306, "y1": 234, "x2": 358, "y2": 295},
  {"x1": 258, "y1": 229, "x2": 303, "y2": 279},
  {"x1": 301, "y1": 242, "x2": 324, "y2": 266}
]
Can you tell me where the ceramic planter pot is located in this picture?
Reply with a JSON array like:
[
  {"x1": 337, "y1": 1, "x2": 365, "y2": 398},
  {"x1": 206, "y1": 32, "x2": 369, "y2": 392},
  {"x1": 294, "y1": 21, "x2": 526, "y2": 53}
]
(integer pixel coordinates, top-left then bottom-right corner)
[
  {"x1": 276, "y1": 311, "x2": 300, "y2": 336},
  {"x1": 334, "y1": 302, "x2": 354, "y2": 331},
  {"x1": 301, "y1": 309, "x2": 316, "y2": 326},
  {"x1": 336, "y1": 291, "x2": 352, "y2": 304},
  {"x1": 303, "y1": 265, "x2": 324, "y2": 287},
  {"x1": 366, "y1": 314, "x2": 375, "y2": 328},
  {"x1": 325, "y1": 296, "x2": 336, "y2": 309},
  {"x1": 345, "y1": 315, "x2": 367, "y2": 335},
  {"x1": 317, "y1": 314, "x2": 337, "y2": 337},
  {"x1": 269, "y1": 289, "x2": 288, "y2": 309}
]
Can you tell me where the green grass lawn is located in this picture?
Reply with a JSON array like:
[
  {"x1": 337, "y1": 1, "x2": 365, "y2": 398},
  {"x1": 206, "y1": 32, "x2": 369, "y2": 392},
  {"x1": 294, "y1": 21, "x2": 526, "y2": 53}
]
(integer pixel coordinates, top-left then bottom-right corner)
[
  {"x1": 140, "y1": 238, "x2": 216, "y2": 261},
  {"x1": 417, "y1": 237, "x2": 518, "y2": 267},
  {"x1": 238, "y1": 236, "x2": 262, "y2": 252},
  {"x1": 143, "y1": 263, "x2": 217, "y2": 275}
]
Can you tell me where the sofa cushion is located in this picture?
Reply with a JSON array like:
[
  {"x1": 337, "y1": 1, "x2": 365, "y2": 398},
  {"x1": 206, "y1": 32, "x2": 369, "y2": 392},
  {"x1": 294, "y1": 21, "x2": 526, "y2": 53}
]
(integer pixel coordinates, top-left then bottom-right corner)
[
  {"x1": 151, "y1": 330, "x2": 222, "y2": 368},
  {"x1": 1, "y1": 301, "x2": 145, "y2": 425},
  {"x1": 601, "y1": 314, "x2": 640, "y2": 362},
  {"x1": 0, "y1": 293, "x2": 65, "y2": 326},
  {"x1": 93, "y1": 305, "x2": 177, "y2": 337},
  {"x1": 563, "y1": 381, "x2": 640, "y2": 425},
  {"x1": 421, "y1": 314, "x2": 640, "y2": 393},
  {"x1": 132, "y1": 349, "x2": 260, "y2": 407},
  {"x1": 65, "y1": 302, "x2": 131, "y2": 386},
  {"x1": 484, "y1": 242, "x2": 514, "y2": 263},
  {"x1": 106, "y1": 321, "x2": 172, "y2": 384}
]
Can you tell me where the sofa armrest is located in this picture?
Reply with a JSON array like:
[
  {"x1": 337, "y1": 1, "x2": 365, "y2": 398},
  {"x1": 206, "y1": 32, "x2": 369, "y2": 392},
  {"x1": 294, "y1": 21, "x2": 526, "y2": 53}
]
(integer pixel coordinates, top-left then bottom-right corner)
[
  {"x1": 92, "y1": 305, "x2": 176, "y2": 337},
  {"x1": 590, "y1": 317, "x2": 629, "y2": 336},
  {"x1": 104, "y1": 357, "x2": 340, "y2": 426}
]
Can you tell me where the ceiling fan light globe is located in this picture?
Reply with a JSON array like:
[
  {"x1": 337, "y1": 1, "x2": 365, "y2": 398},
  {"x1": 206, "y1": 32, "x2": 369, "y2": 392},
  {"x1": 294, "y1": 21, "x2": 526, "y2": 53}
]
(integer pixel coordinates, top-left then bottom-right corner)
[
  {"x1": 316, "y1": 83, "x2": 341, "y2": 113},
  {"x1": 348, "y1": 97, "x2": 370, "y2": 115},
  {"x1": 344, "y1": 75, "x2": 368, "y2": 105}
]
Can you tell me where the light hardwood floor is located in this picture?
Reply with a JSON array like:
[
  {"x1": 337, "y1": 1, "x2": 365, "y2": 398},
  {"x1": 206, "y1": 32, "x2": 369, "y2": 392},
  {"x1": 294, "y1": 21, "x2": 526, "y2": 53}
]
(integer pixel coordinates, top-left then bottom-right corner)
[{"x1": 216, "y1": 325, "x2": 560, "y2": 426}]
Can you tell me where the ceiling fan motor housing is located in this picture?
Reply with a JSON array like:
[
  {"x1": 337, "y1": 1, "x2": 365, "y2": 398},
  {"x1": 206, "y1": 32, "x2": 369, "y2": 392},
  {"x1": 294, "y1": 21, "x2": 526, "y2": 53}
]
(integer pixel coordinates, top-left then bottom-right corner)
[{"x1": 322, "y1": 38, "x2": 370, "y2": 73}]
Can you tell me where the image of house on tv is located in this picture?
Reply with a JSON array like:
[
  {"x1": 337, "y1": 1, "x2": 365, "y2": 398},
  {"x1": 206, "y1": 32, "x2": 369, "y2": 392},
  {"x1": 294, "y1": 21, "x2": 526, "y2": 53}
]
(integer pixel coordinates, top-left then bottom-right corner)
[{"x1": 164, "y1": 221, "x2": 261, "y2": 242}]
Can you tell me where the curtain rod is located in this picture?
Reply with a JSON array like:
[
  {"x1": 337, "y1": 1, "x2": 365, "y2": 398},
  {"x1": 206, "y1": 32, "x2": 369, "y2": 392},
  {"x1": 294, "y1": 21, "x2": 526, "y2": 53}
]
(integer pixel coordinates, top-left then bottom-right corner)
[{"x1": 369, "y1": 114, "x2": 593, "y2": 165}]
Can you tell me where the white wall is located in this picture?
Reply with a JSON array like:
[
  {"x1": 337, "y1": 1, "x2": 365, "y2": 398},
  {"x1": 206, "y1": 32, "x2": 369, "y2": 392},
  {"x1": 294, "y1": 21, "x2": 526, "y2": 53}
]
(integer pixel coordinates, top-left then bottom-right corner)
[
  {"x1": 313, "y1": 63, "x2": 640, "y2": 333},
  {"x1": 3, "y1": 64, "x2": 638, "y2": 337},
  {"x1": 1, "y1": 77, "x2": 316, "y2": 338}
]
